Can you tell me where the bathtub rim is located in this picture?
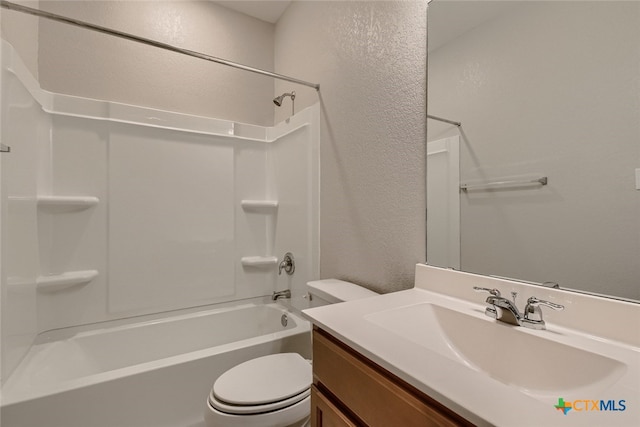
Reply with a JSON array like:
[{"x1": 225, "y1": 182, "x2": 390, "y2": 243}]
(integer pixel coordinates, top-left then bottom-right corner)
[{"x1": 34, "y1": 295, "x2": 277, "y2": 342}]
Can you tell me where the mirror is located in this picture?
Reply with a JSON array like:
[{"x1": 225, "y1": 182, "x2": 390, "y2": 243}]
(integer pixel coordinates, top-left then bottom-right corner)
[{"x1": 426, "y1": 0, "x2": 639, "y2": 301}]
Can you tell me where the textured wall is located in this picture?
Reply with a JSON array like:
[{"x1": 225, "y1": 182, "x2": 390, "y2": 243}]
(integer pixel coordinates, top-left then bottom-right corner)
[
  {"x1": 275, "y1": 1, "x2": 427, "y2": 293},
  {"x1": 0, "y1": 0, "x2": 39, "y2": 79},
  {"x1": 37, "y1": 1, "x2": 275, "y2": 126}
]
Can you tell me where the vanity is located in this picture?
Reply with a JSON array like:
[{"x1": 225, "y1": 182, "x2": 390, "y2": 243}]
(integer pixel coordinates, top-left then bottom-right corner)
[
  {"x1": 302, "y1": 264, "x2": 640, "y2": 426},
  {"x1": 310, "y1": 327, "x2": 473, "y2": 426}
]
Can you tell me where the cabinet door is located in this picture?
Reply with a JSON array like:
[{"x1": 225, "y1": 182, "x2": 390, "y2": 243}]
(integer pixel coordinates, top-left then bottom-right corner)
[
  {"x1": 311, "y1": 385, "x2": 358, "y2": 427},
  {"x1": 313, "y1": 329, "x2": 472, "y2": 427}
]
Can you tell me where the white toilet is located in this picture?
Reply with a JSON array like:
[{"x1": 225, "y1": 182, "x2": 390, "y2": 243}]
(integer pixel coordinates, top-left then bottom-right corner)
[{"x1": 204, "y1": 279, "x2": 378, "y2": 427}]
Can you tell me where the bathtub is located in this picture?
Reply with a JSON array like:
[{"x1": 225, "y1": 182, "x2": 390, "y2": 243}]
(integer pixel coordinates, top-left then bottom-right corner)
[{"x1": 0, "y1": 302, "x2": 311, "y2": 427}]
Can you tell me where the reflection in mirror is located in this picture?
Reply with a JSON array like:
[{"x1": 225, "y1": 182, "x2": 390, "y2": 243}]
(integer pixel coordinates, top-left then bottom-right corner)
[{"x1": 427, "y1": 0, "x2": 639, "y2": 301}]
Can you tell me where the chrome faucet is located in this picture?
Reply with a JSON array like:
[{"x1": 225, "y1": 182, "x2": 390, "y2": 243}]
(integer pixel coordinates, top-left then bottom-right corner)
[
  {"x1": 474, "y1": 286, "x2": 564, "y2": 330},
  {"x1": 485, "y1": 294, "x2": 522, "y2": 326},
  {"x1": 272, "y1": 289, "x2": 291, "y2": 301}
]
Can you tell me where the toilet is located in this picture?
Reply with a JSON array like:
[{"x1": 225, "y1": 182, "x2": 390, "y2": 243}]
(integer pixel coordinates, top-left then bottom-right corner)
[{"x1": 204, "y1": 279, "x2": 378, "y2": 427}]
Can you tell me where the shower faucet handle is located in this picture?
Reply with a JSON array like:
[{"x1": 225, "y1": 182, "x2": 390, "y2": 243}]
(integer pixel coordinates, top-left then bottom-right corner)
[{"x1": 278, "y1": 252, "x2": 295, "y2": 276}]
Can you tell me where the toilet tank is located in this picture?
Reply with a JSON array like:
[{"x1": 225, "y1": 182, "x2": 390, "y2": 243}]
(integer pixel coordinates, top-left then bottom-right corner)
[{"x1": 306, "y1": 279, "x2": 378, "y2": 307}]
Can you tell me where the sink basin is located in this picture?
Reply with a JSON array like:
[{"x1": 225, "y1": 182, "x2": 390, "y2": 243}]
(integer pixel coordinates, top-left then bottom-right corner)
[{"x1": 365, "y1": 303, "x2": 626, "y2": 401}]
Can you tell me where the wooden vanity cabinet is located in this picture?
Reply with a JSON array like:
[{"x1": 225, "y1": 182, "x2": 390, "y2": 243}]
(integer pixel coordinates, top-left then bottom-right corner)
[{"x1": 311, "y1": 328, "x2": 474, "y2": 427}]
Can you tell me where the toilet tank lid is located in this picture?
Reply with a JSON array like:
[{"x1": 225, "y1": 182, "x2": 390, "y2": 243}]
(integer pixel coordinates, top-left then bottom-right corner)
[{"x1": 306, "y1": 279, "x2": 378, "y2": 303}]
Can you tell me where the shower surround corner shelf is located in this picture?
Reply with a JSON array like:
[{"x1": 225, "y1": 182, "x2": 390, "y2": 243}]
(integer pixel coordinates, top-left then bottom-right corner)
[
  {"x1": 241, "y1": 256, "x2": 278, "y2": 267},
  {"x1": 37, "y1": 196, "x2": 99, "y2": 212},
  {"x1": 240, "y1": 200, "x2": 279, "y2": 211},
  {"x1": 37, "y1": 269, "x2": 99, "y2": 293}
]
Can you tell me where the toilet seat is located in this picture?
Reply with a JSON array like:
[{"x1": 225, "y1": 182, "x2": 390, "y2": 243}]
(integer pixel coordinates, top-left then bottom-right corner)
[
  {"x1": 209, "y1": 353, "x2": 312, "y2": 416},
  {"x1": 205, "y1": 395, "x2": 310, "y2": 427},
  {"x1": 209, "y1": 388, "x2": 310, "y2": 415}
]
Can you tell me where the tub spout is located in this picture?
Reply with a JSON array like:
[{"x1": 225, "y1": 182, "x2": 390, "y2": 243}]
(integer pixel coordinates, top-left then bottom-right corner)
[{"x1": 272, "y1": 290, "x2": 291, "y2": 301}]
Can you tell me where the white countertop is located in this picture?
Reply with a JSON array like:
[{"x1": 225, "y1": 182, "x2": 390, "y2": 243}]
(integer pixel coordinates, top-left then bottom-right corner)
[{"x1": 302, "y1": 265, "x2": 640, "y2": 427}]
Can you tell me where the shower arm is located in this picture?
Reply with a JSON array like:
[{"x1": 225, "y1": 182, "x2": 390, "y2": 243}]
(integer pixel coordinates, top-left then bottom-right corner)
[
  {"x1": 0, "y1": 0, "x2": 320, "y2": 91},
  {"x1": 274, "y1": 92, "x2": 296, "y2": 116}
]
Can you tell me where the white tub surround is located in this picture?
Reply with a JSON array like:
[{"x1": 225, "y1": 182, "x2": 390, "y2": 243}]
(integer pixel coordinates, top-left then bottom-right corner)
[
  {"x1": 303, "y1": 264, "x2": 640, "y2": 427},
  {"x1": 1, "y1": 39, "x2": 319, "y2": 381},
  {"x1": 1, "y1": 302, "x2": 311, "y2": 427}
]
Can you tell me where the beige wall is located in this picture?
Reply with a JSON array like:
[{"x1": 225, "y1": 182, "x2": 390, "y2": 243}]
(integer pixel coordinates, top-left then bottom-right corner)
[
  {"x1": 37, "y1": 0, "x2": 275, "y2": 126},
  {"x1": 275, "y1": 1, "x2": 427, "y2": 293},
  {"x1": 428, "y1": 1, "x2": 640, "y2": 300},
  {"x1": 1, "y1": 0, "x2": 39, "y2": 79}
]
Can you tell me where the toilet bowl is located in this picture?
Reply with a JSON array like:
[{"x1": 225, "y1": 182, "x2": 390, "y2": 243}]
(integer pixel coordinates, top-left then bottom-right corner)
[
  {"x1": 204, "y1": 279, "x2": 378, "y2": 427},
  {"x1": 205, "y1": 353, "x2": 311, "y2": 427}
]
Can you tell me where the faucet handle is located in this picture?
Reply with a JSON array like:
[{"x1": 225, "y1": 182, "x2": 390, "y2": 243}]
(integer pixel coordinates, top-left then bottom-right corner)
[
  {"x1": 473, "y1": 287, "x2": 501, "y2": 319},
  {"x1": 522, "y1": 297, "x2": 564, "y2": 330},
  {"x1": 526, "y1": 297, "x2": 564, "y2": 311},
  {"x1": 473, "y1": 286, "x2": 501, "y2": 297}
]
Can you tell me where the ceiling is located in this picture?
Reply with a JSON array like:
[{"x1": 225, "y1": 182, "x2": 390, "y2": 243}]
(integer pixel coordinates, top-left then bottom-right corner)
[{"x1": 213, "y1": 1, "x2": 292, "y2": 24}]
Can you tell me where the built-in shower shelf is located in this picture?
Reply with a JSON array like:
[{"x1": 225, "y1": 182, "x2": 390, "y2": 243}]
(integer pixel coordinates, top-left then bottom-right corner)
[
  {"x1": 37, "y1": 269, "x2": 99, "y2": 293},
  {"x1": 37, "y1": 196, "x2": 99, "y2": 212},
  {"x1": 240, "y1": 200, "x2": 279, "y2": 211},
  {"x1": 241, "y1": 256, "x2": 278, "y2": 267}
]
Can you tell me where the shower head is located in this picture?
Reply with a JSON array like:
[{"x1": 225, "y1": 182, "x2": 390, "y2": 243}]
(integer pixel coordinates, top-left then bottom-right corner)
[
  {"x1": 273, "y1": 91, "x2": 296, "y2": 117},
  {"x1": 273, "y1": 91, "x2": 296, "y2": 107}
]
